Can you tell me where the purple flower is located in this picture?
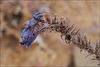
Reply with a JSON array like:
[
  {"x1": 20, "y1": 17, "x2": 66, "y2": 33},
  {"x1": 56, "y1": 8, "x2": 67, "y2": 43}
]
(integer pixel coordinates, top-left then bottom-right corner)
[
  {"x1": 20, "y1": 20, "x2": 38, "y2": 39},
  {"x1": 20, "y1": 18, "x2": 38, "y2": 47},
  {"x1": 24, "y1": 12, "x2": 44, "y2": 26},
  {"x1": 20, "y1": 23, "x2": 49, "y2": 48},
  {"x1": 24, "y1": 12, "x2": 44, "y2": 27},
  {"x1": 20, "y1": 25, "x2": 38, "y2": 48},
  {"x1": 20, "y1": 12, "x2": 49, "y2": 48}
]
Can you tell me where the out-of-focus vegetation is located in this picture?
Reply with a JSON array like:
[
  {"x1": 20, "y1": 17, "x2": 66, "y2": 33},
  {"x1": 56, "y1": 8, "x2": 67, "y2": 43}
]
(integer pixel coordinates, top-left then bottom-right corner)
[{"x1": 0, "y1": 1, "x2": 99, "y2": 67}]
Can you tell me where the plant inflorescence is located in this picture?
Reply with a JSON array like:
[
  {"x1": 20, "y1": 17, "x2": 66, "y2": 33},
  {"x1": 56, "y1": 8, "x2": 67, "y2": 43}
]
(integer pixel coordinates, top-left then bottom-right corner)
[{"x1": 20, "y1": 12, "x2": 100, "y2": 61}]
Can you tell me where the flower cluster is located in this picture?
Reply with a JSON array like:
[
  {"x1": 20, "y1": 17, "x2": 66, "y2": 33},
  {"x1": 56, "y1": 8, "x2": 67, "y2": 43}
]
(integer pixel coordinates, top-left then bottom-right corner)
[{"x1": 20, "y1": 13, "x2": 49, "y2": 48}]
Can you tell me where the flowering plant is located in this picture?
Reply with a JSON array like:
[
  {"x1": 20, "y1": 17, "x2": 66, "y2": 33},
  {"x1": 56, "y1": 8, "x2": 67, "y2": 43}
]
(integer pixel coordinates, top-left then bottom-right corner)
[{"x1": 20, "y1": 12, "x2": 100, "y2": 61}]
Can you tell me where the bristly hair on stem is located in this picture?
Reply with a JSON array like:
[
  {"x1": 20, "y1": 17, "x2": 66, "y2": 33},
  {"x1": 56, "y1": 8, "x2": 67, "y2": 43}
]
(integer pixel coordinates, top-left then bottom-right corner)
[{"x1": 40, "y1": 13, "x2": 100, "y2": 61}]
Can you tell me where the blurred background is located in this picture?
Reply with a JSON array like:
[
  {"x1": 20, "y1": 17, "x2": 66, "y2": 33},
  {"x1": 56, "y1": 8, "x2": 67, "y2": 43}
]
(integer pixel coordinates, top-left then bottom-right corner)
[{"x1": 0, "y1": 0, "x2": 100, "y2": 67}]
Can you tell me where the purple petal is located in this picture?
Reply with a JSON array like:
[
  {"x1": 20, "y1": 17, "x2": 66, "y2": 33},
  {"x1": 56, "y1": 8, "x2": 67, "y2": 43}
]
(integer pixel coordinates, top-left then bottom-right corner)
[
  {"x1": 21, "y1": 31, "x2": 39, "y2": 48},
  {"x1": 36, "y1": 23, "x2": 49, "y2": 32},
  {"x1": 25, "y1": 36, "x2": 37, "y2": 48},
  {"x1": 20, "y1": 39, "x2": 28, "y2": 45},
  {"x1": 32, "y1": 12, "x2": 43, "y2": 22},
  {"x1": 20, "y1": 26, "x2": 34, "y2": 38},
  {"x1": 24, "y1": 18, "x2": 38, "y2": 26}
]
